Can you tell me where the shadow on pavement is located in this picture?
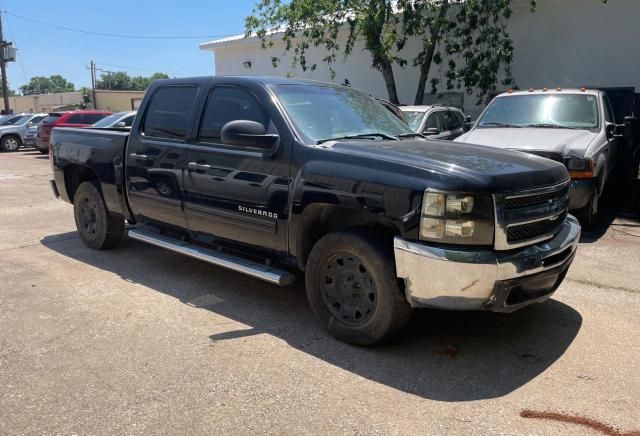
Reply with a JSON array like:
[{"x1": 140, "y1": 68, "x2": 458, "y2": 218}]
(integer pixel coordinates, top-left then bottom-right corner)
[{"x1": 42, "y1": 232, "x2": 583, "y2": 402}]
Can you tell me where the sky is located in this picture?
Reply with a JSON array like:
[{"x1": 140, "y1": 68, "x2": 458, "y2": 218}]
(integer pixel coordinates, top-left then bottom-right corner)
[{"x1": 1, "y1": 0, "x2": 258, "y2": 92}]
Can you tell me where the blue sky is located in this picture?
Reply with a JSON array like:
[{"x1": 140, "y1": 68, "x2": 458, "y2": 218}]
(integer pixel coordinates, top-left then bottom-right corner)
[{"x1": 1, "y1": 0, "x2": 257, "y2": 92}]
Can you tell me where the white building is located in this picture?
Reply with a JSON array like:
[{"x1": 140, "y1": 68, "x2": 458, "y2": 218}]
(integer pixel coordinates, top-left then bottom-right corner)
[{"x1": 200, "y1": 0, "x2": 640, "y2": 118}]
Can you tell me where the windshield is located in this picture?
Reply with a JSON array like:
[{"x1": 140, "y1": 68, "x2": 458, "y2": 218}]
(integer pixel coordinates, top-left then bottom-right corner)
[
  {"x1": 478, "y1": 94, "x2": 599, "y2": 129},
  {"x1": 272, "y1": 84, "x2": 414, "y2": 143},
  {"x1": 402, "y1": 111, "x2": 426, "y2": 131},
  {"x1": 92, "y1": 113, "x2": 125, "y2": 127},
  {"x1": 1, "y1": 115, "x2": 31, "y2": 126}
]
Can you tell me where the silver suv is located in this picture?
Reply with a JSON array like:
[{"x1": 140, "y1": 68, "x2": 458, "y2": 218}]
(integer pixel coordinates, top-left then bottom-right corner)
[
  {"x1": 0, "y1": 113, "x2": 48, "y2": 152},
  {"x1": 400, "y1": 105, "x2": 469, "y2": 140}
]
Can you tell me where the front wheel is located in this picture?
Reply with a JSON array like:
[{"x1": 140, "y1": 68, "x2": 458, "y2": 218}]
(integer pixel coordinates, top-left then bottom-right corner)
[
  {"x1": 575, "y1": 181, "x2": 601, "y2": 230},
  {"x1": 0, "y1": 135, "x2": 21, "y2": 152},
  {"x1": 305, "y1": 231, "x2": 412, "y2": 346},
  {"x1": 73, "y1": 182, "x2": 125, "y2": 250}
]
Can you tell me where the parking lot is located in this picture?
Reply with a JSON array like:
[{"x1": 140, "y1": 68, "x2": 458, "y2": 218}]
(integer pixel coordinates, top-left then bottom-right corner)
[{"x1": 1, "y1": 150, "x2": 639, "y2": 434}]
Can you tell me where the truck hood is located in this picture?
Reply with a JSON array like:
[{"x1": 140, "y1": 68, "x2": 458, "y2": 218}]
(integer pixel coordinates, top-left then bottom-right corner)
[
  {"x1": 456, "y1": 127, "x2": 598, "y2": 156},
  {"x1": 326, "y1": 138, "x2": 569, "y2": 193}
]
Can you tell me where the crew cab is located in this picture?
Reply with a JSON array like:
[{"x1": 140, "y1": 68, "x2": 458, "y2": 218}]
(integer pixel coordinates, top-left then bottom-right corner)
[
  {"x1": 49, "y1": 77, "x2": 580, "y2": 345},
  {"x1": 456, "y1": 89, "x2": 625, "y2": 227}
]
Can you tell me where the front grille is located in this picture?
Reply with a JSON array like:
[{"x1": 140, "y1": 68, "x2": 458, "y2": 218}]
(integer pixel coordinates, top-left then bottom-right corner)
[
  {"x1": 496, "y1": 181, "x2": 570, "y2": 249},
  {"x1": 505, "y1": 184, "x2": 570, "y2": 210},
  {"x1": 507, "y1": 210, "x2": 568, "y2": 243}
]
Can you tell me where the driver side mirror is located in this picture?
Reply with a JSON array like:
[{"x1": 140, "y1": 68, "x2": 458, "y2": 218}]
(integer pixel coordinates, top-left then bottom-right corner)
[
  {"x1": 424, "y1": 127, "x2": 440, "y2": 136},
  {"x1": 115, "y1": 121, "x2": 127, "y2": 128},
  {"x1": 221, "y1": 120, "x2": 279, "y2": 150},
  {"x1": 605, "y1": 122, "x2": 617, "y2": 139}
]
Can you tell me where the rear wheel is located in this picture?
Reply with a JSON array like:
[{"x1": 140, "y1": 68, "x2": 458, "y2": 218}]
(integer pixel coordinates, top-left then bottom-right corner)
[
  {"x1": 305, "y1": 231, "x2": 412, "y2": 346},
  {"x1": 0, "y1": 135, "x2": 21, "y2": 152},
  {"x1": 73, "y1": 182, "x2": 125, "y2": 250}
]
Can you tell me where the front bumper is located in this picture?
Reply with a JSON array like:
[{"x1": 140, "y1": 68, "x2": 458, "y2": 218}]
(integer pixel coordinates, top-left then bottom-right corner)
[
  {"x1": 569, "y1": 179, "x2": 595, "y2": 210},
  {"x1": 394, "y1": 215, "x2": 581, "y2": 312}
]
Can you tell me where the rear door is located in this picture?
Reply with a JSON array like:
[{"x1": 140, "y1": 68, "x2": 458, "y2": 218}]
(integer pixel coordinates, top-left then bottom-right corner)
[
  {"x1": 183, "y1": 84, "x2": 290, "y2": 252},
  {"x1": 125, "y1": 85, "x2": 199, "y2": 229},
  {"x1": 444, "y1": 110, "x2": 465, "y2": 140}
]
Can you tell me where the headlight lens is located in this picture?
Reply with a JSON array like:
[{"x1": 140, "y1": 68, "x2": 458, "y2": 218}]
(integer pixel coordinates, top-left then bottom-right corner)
[
  {"x1": 420, "y1": 192, "x2": 494, "y2": 245},
  {"x1": 565, "y1": 157, "x2": 594, "y2": 179}
]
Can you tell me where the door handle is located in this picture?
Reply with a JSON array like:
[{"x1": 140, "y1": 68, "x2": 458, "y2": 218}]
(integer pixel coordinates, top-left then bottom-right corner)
[
  {"x1": 129, "y1": 153, "x2": 149, "y2": 160},
  {"x1": 188, "y1": 162, "x2": 212, "y2": 171}
]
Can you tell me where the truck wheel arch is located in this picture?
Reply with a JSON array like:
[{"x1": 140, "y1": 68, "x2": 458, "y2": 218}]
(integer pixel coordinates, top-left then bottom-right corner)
[
  {"x1": 64, "y1": 165, "x2": 100, "y2": 203},
  {"x1": 294, "y1": 204, "x2": 401, "y2": 270}
]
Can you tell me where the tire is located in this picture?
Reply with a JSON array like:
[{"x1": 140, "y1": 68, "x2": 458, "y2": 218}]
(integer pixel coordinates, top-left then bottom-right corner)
[
  {"x1": 73, "y1": 181, "x2": 125, "y2": 250},
  {"x1": 305, "y1": 231, "x2": 412, "y2": 346},
  {"x1": 0, "y1": 135, "x2": 21, "y2": 152},
  {"x1": 575, "y1": 178, "x2": 602, "y2": 230}
]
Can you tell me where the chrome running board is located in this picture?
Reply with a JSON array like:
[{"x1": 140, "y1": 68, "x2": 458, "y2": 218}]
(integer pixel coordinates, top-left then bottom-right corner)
[{"x1": 128, "y1": 228, "x2": 295, "y2": 286}]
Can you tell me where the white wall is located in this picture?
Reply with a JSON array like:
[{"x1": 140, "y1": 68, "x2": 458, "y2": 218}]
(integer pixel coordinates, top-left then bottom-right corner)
[
  {"x1": 209, "y1": 0, "x2": 640, "y2": 117},
  {"x1": 509, "y1": 0, "x2": 640, "y2": 91}
]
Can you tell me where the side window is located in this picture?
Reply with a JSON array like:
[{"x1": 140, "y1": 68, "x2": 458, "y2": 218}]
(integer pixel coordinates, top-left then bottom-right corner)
[
  {"x1": 451, "y1": 111, "x2": 464, "y2": 129},
  {"x1": 143, "y1": 86, "x2": 198, "y2": 140},
  {"x1": 124, "y1": 115, "x2": 135, "y2": 127},
  {"x1": 603, "y1": 95, "x2": 615, "y2": 123},
  {"x1": 424, "y1": 111, "x2": 445, "y2": 133},
  {"x1": 67, "y1": 114, "x2": 84, "y2": 124},
  {"x1": 199, "y1": 87, "x2": 269, "y2": 144},
  {"x1": 83, "y1": 114, "x2": 106, "y2": 124},
  {"x1": 443, "y1": 111, "x2": 459, "y2": 130},
  {"x1": 30, "y1": 116, "x2": 46, "y2": 124}
]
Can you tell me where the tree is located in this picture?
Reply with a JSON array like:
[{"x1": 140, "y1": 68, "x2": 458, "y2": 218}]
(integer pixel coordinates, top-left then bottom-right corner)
[
  {"x1": 246, "y1": 1, "x2": 605, "y2": 105},
  {"x1": 96, "y1": 71, "x2": 169, "y2": 91},
  {"x1": 20, "y1": 75, "x2": 74, "y2": 95}
]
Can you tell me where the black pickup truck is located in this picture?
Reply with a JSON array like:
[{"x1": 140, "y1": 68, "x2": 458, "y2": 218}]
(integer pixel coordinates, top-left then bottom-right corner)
[{"x1": 50, "y1": 76, "x2": 581, "y2": 345}]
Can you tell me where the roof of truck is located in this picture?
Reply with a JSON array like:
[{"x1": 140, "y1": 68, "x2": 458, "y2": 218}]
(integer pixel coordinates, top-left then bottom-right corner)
[
  {"x1": 497, "y1": 88, "x2": 601, "y2": 98},
  {"x1": 152, "y1": 75, "x2": 351, "y2": 88}
]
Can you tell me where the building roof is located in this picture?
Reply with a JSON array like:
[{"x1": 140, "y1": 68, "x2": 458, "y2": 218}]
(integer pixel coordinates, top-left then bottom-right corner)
[{"x1": 200, "y1": 28, "x2": 285, "y2": 51}]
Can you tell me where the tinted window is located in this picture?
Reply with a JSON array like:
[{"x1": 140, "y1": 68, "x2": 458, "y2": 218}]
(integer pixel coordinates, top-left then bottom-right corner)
[
  {"x1": 143, "y1": 86, "x2": 198, "y2": 139},
  {"x1": 84, "y1": 113, "x2": 109, "y2": 124},
  {"x1": 424, "y1": 111, "x2": 446, "y2": 133},
  {"x1": 123, "y1": 115, "x2": 135, "y2": 127},
  {"x1": 199, "y1": 87, "x2": 269, "y2": 143},
  {"x1": 43, "y1": 114, "x2": 63, "y2": 124},
  {"x1": 2, "y1": 115, "x2": 31, "y2": 125},
  {"x1": 30, "y1": 116, "x2": 47, "y2": 124},
  {"x1": 448, "y1": 111, "x2": 463, "y2": 129},
  {"x1": 66, "y1": 114, "x2": 84, "y2": 124},
  {"x1": 92, "y1": 113, "x2": 122, "y2": 127}
]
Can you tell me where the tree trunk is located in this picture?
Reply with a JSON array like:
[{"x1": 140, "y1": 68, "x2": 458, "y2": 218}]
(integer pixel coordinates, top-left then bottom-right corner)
[
  {"x1": 414, "y1": 2, "x2": 450, "y2": 105},
  {"x1": 381, "y1": 60, "x2": 399, "y2": 104}
]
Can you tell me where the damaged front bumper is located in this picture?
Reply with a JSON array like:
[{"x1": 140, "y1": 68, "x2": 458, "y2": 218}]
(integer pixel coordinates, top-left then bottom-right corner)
[{"x1": 394, "y1": 215, "x2": 581, "y2": 312}]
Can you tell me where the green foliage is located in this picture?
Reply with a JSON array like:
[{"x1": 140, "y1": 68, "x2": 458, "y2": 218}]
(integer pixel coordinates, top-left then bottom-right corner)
[
  {"x1": 79, "y1": 87, "x2": 93, "y2": 108},
  {"x1": 20, "y1": 75, "x2": 75, "y2": 95},
  {"x1": 246, "y1": 0, "x2": 605, "y2": 105},
  {"x1": 96, "y1": 72, "x2": 169, "y2": 91}
]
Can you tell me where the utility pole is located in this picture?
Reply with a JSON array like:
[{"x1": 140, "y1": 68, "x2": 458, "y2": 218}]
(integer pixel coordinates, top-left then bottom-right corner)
[
  {"x1": 90, "y1": 60, "x2": 97, "y2": 109},
  {"x1": 0, "y1": 12, "x2": 11, "y2": 114}
]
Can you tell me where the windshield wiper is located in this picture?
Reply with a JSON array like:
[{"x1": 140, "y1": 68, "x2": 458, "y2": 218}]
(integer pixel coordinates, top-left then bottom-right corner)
[
  {"x1": 525, "y1": 123, "x2": 581, "y2": 130},
  {"x1": 479, "y1": 122, "x2": 522, "y2": 128},
  {"x1": 316, "y1": 132, "x2": 399, "y2": 144},
  {"x1": 397, "y1": 132, "x2": 425, "y2": 139}
]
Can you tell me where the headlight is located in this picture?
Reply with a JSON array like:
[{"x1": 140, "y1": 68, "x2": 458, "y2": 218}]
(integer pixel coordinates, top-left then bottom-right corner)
[
  {"x1": 565, "y1": 157, "x2": 594, "y2": 179},
  {"x1": 420, "y1": 191, "x2": 494, "y2": 245}
]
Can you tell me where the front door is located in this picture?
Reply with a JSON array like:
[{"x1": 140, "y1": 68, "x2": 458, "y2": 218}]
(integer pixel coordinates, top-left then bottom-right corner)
[
  {"x1": 423, "y1": 110, "x2": 450, "y2": 140},
  {"x1": 183, "y1": 85, "x2": 290, "y2": 253},
  {"x1": 125, "y1": 85, "x2": 198, "y2": 229}
]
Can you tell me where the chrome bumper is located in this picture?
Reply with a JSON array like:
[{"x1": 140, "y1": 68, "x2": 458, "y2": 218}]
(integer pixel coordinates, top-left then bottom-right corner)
[{"x1": 394, "y1": 215, "x2": 581, "y2": 312}]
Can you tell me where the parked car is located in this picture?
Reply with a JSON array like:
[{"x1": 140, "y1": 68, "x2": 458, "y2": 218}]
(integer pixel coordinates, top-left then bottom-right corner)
[
  {"x1": 91, "y1": 111, "x2": 137, "y2": 129},
  {"x1": 400, "y1": 105, "x2": 469, "y2": 140},
  {"x1": 0, "y1": 113, "x2": 48, "y2": 152},
  {"x1": 36, "y1": 110, "x2": 112, "y2": 154},
  {"x1": 24, "y1": 124, "x2": 39, "y2": 148},
  {"x1": 456, "y1": 89, "x2": 627, "y2": 227},
  {"x1": 50, "y1": 76, "x2": 580, "y2": 345}
]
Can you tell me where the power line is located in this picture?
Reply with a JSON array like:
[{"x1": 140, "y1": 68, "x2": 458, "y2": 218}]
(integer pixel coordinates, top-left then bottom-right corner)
[
  {"x1": 95, "y1": 62, "x2": 193, "y2": 77},
  {"x1": 4, "y1": 11, "x2": 239, "y2": 40}
]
